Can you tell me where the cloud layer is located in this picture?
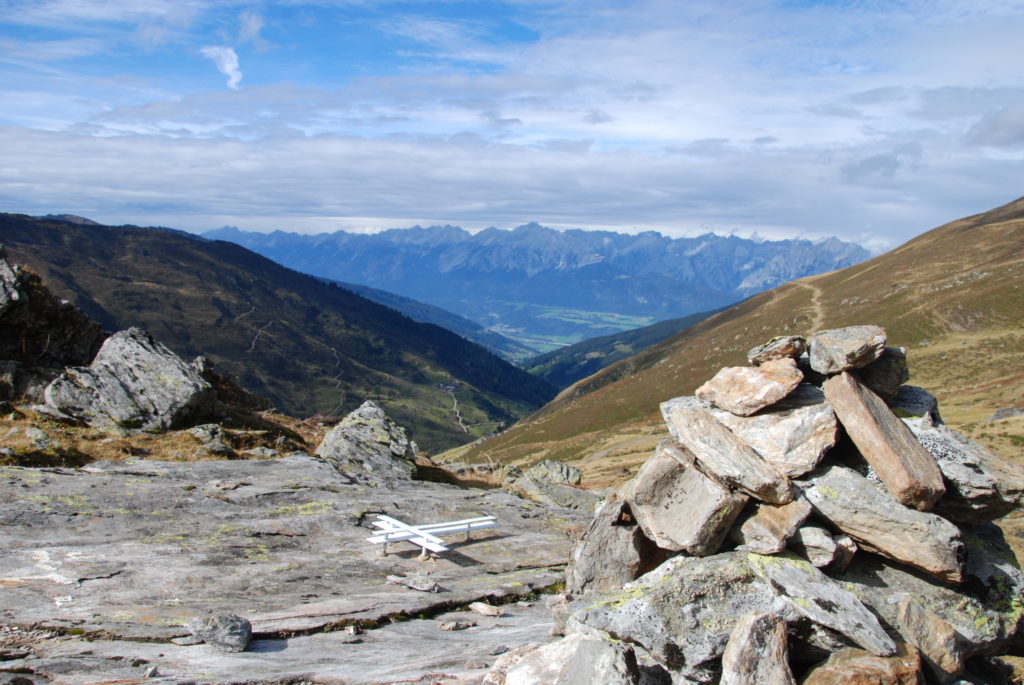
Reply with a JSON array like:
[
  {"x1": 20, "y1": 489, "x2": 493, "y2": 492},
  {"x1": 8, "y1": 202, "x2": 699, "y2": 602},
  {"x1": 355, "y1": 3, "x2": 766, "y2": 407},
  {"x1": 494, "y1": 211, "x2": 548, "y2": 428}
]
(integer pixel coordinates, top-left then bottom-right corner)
[{"x1": 1, "y1": 1, "x2": 1023, "y2": 249}]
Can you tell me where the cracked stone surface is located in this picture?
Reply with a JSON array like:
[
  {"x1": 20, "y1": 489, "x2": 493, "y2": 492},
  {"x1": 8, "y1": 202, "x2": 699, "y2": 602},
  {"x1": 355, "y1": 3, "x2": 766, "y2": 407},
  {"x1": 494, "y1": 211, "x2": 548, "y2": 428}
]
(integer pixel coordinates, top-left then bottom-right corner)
[{"x1": 0, "y1": 454, "x2": 585, "y2": 682}]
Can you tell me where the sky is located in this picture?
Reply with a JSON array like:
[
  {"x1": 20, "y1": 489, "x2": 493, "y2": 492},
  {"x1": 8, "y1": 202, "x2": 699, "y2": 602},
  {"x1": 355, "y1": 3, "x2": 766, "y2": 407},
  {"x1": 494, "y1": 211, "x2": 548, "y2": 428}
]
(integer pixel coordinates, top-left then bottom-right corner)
[{"x1": 1, "y1": 1, "x2": 1023, "y2": 251}]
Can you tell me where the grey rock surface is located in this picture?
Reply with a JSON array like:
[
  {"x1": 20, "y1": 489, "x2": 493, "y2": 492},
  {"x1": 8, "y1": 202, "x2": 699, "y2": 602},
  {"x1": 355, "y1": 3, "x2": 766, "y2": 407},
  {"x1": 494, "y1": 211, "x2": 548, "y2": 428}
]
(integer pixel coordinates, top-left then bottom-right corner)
[
  {"x1": 823, "y1": 371, "x2": 945, "y2": 510},
  {"x1": 695, "y1": 357, "x2": 803, "y2": 417},
  {"x1": 44, "y1": 328, "x2": 215, "y2": 431},
  {"x1": 661, "y1": 399, "x2": 792, "y2": 504},
  {"x1": 315, "y1": 399, "x2": 417, "y2": 486},
  {"x1": 565, "y1": 495, "x2": 664, "y2": 595},
  {"x1": 625, "y1": 439, "x2": 747, "y2": 555},
  {"x1": 0, "y1": 248, "x2": 20, "y2": 316},
  {"x1": 747, "y1": 335, "x2": 806, "y2": 366},
  {"x1": 908, "y1": 422, "x2": 1024, "y2": 523},
  {"x1": 0, "y1": 454, "x2": 584, "y2": 682},
  {"x1": 719, "y1": 612, "x2": 795, "y2": 685},
  {"x1": 797, "y1": 465, "x2": 964, "y2": 582},
  {"x1": 807, "y1": 325, "x2": 887, "y2": 375}
]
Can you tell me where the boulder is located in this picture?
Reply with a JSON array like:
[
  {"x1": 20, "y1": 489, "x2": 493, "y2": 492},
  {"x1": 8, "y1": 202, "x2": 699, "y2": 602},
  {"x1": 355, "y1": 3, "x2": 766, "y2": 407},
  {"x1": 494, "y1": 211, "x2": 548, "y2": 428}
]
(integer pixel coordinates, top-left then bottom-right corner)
[
  {"x1": 695, "y1": 357, "x2": 803, "y2": 416},
  {"x1": 889, "y1": 384, "x2": 942, "y2": 428},
  {"x1": 661, "y1": 399, "x2": 792, "y2": 504},
  {"x1": 186, "y1": 614, "x2": 252, "y2": 653},
  {"x1": 801, "y1": 644, "x2": 922, "y2": 685},
  {"x1": 503, "y1": 632, "x2": 641, "y2": 685},
  {"x1": 719, "y1": 613, "x2": 795, "y2": 685},
  {"x1": 625, "y1": 439, "x2": 747, "y2": 555},
  {"x1": 44, "y1": 327, "x2": 215, "y2": 431},
  {"x1": 908, "y1": 422, "x2": 1024, "y2": 523},
  {"x1": 854, "y1": 346, "x2": 909, "y2": 401},
  {"x1": 705, "y1": 384, "x2": 838, "y2": 478},
  {"x1": 565, "y1": 495, "x2": 665, "y2": 595},
  {"x1": 747, "y1": 335, "x2": 806, "y2": 366},
  {"x1": 807, "y1": 325, "x2": 887, "y2": 375},
  {"x1": 823, "y1": 372, "x2": 945, "y2": 510},
  {"x1": 315, "y1": 400, "x2": 417, "y2": 487},
  {"x1": 897, "y1": 594, "x2": 963, "y2": 683},
  {"x1": 730, "y1": 498, "x2": 812, "y2": 554},
  {"x1": 797, "y1": 465, "x2": 964, "y2": 583},
  {"x1": 0, "y1": 247, "x2": 20, "y2": 315}
]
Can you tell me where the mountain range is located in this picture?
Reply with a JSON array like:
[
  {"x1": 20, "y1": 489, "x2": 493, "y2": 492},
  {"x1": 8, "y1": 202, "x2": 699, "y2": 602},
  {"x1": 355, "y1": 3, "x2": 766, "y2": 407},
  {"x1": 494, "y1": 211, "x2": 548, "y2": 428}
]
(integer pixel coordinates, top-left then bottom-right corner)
[
  {"x1": 451, "y1": 197, "x2": 1024, "y2": 488},
  {"x1": 0, "y1": 213, "x2": 555, "y2": 452},
  {"x1": 205, "y1": 223, "x2": 870, "y2": 353}
]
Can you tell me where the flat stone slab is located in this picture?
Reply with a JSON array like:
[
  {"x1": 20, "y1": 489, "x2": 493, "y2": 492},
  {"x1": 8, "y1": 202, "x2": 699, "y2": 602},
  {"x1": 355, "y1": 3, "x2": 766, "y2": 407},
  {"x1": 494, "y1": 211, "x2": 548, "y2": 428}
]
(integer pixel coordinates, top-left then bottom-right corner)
[
  {"x1": 661, "y1": 399, "x2": 792, "y2": 504},
  {"x1": 823, "y1": 372, "x2": 945, "y2": 511},
  {"x1": 797, "y1": 465, "x2": 963, "y2": 583},
  {"x1": 696, "y1": 358, "x2": 803, "y2": 417},
  {"x1": 708, "y1": 384, "x2": 838, "y2": 478},
  {"x1": 748, "y1": 336, "x2": 806, "y2": 366},
  {"x1": 0, "y1": 455, "x2": 584, "y2": 651},
  {"x1": 720, "y1": 612, "x2": 795, "y2": 685}
]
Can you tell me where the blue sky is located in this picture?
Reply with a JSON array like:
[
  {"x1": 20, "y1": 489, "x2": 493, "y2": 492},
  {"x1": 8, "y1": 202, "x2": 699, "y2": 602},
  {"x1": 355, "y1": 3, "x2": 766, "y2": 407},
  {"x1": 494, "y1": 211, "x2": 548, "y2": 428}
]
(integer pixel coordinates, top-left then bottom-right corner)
[{"x1": 1, "y1": 0, "x2": 1023, "y2": 250}]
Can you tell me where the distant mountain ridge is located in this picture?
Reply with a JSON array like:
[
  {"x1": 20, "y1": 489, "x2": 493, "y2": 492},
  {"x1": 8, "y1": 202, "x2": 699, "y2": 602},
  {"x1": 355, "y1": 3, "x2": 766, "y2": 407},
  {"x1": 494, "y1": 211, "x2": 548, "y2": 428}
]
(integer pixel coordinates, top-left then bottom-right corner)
[
  {"x1": 205, "y1": 223, "x2": 870, "y2": 351},
  {"x1": 1, "y1": 213, "x2": 556, "y2": 452},
  {"x1": 452, "y1": 197, "x2": 1024, "y2": 487}
]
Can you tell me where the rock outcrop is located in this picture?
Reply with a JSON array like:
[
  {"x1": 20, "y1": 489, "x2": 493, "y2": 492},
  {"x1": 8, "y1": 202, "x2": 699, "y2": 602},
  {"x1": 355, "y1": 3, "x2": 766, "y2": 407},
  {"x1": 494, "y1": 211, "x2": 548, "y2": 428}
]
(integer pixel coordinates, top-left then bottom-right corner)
[
  {"x1": 538, "y1": 325, "x2": 1023, "y2": 683},
  {"x1": 44, "y1": 327, "x2": 216, "y2": 431}
]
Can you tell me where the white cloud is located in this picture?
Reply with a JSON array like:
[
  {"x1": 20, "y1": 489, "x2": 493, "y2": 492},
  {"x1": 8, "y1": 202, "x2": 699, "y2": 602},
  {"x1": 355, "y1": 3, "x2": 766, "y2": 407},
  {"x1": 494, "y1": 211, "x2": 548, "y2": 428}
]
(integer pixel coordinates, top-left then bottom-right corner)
[{"x1": 200, "y1": 46, "x2": 242, "y2": 89}]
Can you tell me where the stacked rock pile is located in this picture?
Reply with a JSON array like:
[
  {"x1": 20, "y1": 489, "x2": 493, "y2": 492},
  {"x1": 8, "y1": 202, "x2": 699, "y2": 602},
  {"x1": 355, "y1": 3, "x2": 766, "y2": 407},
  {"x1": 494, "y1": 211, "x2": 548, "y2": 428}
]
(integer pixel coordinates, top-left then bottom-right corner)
[{"x1": 489, "y1": 325, "x2": 1024, "y2": 684}]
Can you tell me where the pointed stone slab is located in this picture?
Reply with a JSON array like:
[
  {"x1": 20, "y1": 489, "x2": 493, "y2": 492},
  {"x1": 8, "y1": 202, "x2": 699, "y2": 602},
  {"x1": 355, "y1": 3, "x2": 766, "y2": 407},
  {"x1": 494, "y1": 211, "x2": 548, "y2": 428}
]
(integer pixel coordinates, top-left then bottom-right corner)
[
  {"x1": 730, "y1": 498, "x2": 812, "y2": 554},
  {"x1": 625, "y1": 439, "x2": 747, "y2": 556},
  {"x1": 823, "y1": 372, "x2": 945, "y2": 511},
  {"x1": 748, "y1": 552, "x2": 896, "y2": 657},
  {"x1": 797, "y1": 465, "x2": 964, "y2": 583},
  {"x1": 708, "y1": 384, "x2": 837, "y2": 478},
  {"x1": 661, "y1": 399, "x2": 793, "y2": 504},
  {"x1": 720, "y1": 613, "x2": 795, "y2": 685},
  {"x1": 696, "y1": 357, "x2": 802, "y2": 416},
  {"x1": 897, "y1": 594, "x2": 964, "y2": 683},
  {"x1": 807, "y1": 325, "x2": 887, "y2": 375}
]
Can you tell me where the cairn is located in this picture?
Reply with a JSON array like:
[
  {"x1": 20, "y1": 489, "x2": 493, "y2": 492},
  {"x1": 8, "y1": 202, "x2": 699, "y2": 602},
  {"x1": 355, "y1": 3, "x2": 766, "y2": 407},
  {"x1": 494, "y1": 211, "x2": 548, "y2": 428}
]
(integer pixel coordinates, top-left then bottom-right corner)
[{"x1": 488, "y1": 325, "x2": 1024, "y2": 684}]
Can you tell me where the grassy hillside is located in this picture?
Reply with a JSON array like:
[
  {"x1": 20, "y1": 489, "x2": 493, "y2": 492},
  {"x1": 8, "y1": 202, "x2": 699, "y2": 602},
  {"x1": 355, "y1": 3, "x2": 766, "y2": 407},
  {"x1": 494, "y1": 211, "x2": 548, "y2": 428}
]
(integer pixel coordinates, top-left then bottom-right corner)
[
  {"x1": 455, "y1": 197, "x2": 1024, "y2": 487},
  {"x1": 1, "y1": 214, "x2": 556, "y2": 452},
  {"x1": 523, "y1": 308, "x2": 722, "y2": 388}
]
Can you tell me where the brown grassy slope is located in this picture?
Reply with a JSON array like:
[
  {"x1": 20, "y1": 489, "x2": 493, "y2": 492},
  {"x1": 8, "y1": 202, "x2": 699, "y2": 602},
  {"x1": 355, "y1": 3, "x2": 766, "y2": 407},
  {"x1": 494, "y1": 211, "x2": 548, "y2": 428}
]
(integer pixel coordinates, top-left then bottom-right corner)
[{"x1": 457, "y1": 197, "x2": 1024, "y2": 488}]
